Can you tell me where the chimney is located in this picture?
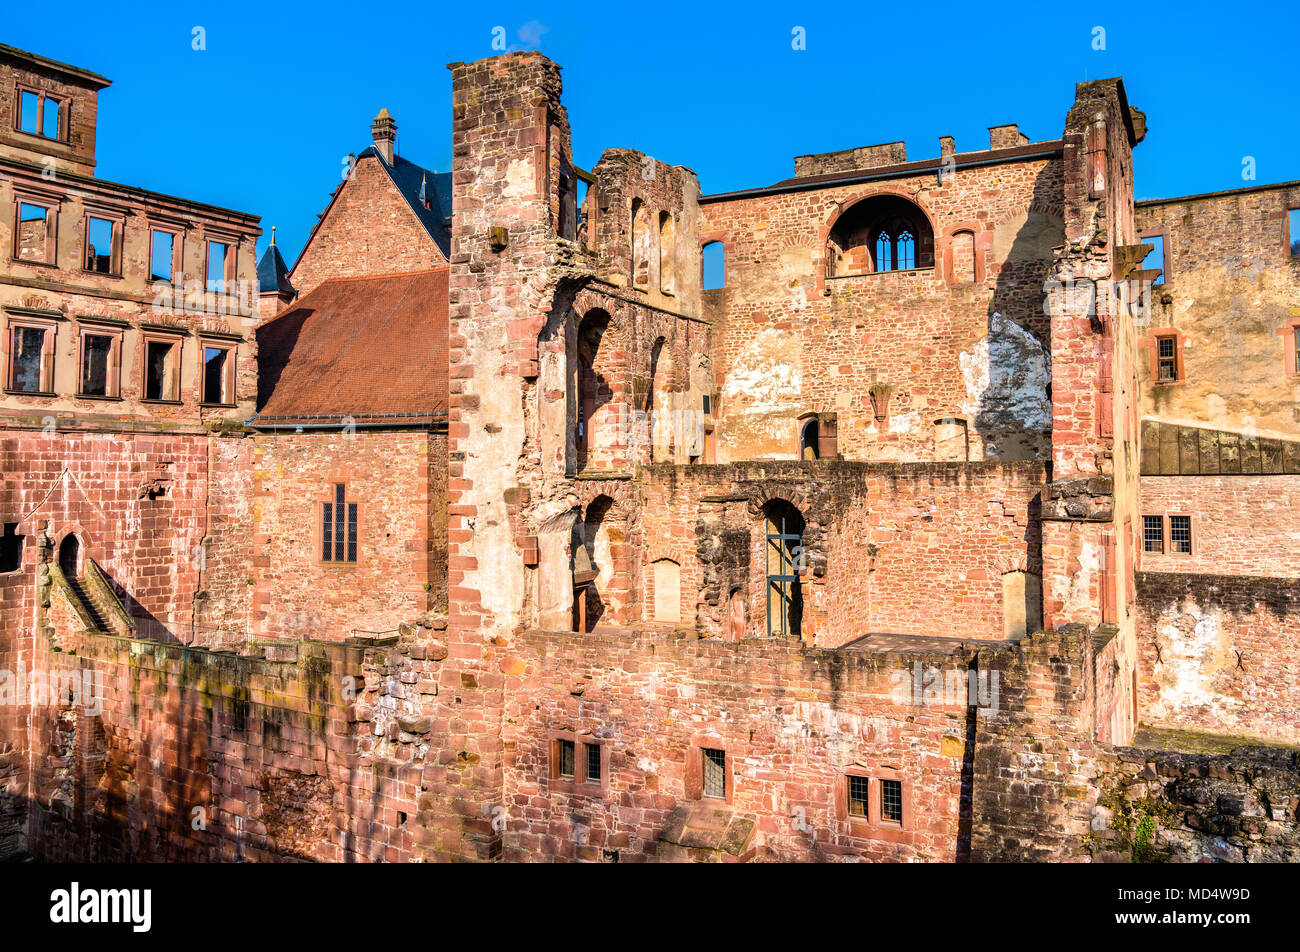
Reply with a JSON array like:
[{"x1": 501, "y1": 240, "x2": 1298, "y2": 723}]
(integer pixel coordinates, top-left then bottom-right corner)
[
  {"x1": 939, "y1": 136, "x2": 955, "y2": 158},
  {"x1": 371, "y1": 108, "x2": 396, "y2": 164}
]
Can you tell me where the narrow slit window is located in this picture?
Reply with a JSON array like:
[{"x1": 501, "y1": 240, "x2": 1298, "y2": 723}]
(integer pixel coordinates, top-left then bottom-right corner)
[
  {"x1": 1142, "y1": 515, "x2": 1164, "y2": 554},
  {"x1": 586, "y1": 744, "x2": 601, "y2": 783},
  {"x1": 1290, "y1": 209, "x2": 1300, "y2": 258},
  {"x1": 881, "y1": 779, "x2": 903, "y2": 824},
  {"x1": 702, "y1": 748, "x2": 726, "y2": 799},
  {"x1": 558, "y1": 739, "x2": 575, "y2": 778},
  {"x1": 1169, "y1": 515, "x2": 1191, "y2": 554},
  {"x1": 151, "y1": 230, "x2": 175, "y2": 282},
  {"x1": 80, "y1": 334, "x2": 112, "y2": 396},
  {"x1": 1294, "y1": 327, "x2": 1300, "y2": 375},
  {"x1": 9, "y1": 325, "x2": 47, "y2": 393},
  {"x1": 1156, "y1": 336, "x2": 1178, "y2": 381},
  {"x1": 847, "y1": 775, "x2": 869, "y2": 818},
  {"x1": 85, "y1": 217, "x2": 116, "y2": 274}
]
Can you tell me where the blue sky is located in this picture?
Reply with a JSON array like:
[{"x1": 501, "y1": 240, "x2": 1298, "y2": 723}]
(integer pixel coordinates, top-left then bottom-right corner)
[{"x1": 10, "y1": 1, "x2": 1297, "y2": 265}]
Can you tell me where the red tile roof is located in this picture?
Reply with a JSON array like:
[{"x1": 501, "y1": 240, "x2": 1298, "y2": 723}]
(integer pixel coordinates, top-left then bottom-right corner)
[{"x1": 255, "y1": 268, "x2": 447, "y2": 426}]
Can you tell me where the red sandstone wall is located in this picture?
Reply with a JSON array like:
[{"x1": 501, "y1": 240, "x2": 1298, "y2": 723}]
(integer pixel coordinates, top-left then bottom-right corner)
[
  {"x1": 290, "y1": 154, "x2": 446, "y2": 296},
  {"x1": 501, "y1": 628, "x2": 971, "y2": 861},
  {"x1": 1138, "y1": 474, "x2": 1300, "y2": 576},
  {"x1": 250, "y1": 429, "x2": 442, "y2": 640},
  {"x1": 1136, "y1": 572, "x2": 1300, "y2": 745}
]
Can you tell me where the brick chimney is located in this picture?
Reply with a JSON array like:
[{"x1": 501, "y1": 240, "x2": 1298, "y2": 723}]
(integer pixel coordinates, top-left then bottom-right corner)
[{"x1": 371, "y1": 108, "x2": 396, "y2": 164}]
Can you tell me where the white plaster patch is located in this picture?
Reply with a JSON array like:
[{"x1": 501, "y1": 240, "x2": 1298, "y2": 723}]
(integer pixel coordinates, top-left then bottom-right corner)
[
  {"x1": 959, "y1": 313, "x2": 1052, "y2": 431},
  {"x1": 502, "y1": 157, "x2": 534, "y2": 200},
  {"x1": 721, "y1": 328, "x2": 802, "y2": 414},
  {"x1": 888, "y1": 411, "x2": 918, "y2": 434}
]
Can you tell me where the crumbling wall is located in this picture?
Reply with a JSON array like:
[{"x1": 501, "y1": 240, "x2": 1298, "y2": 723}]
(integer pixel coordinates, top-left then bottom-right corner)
[{"x1": 1136, "y1": 571, "x2": 1300, "y2": 745}]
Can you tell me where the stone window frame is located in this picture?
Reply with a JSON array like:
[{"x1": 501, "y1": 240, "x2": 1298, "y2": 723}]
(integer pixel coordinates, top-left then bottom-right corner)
[
  {"x1": 941, "y1": 222, "x2": 985, "y2": 286},
  {"x1": 1137, "y1": 228, "x2": 1170, "y2": 288},
  {"x1": 1140, "y1": 327, "x2": 1185, "y2": 386},
  {"x1": 684, "y1": 735, "x2": 734, "y2": 805},
  {"x1": 203, "y1": 232, "x2": 239, "y2": 295},
  {"x1": 147, "y1": 221, "x2": 186, "y2": 285},
  {"x1": 2, "y1": 309, "x2": 59, "y2": 395},
  {"x1": 11, "y1": 190, "x2": 60, "y2": 267},
  {"x1": 13, "y1": 83, "x2": 67, "y2": 142},
  {"x1": 317, "y1": 480, "x2": 363, "y2": 568},
  {"x1": 80, "y1": 206, "x2": 125, "y2": 279},
  {"x1": 74, "y1": 318, "x2": 124, "y2": 399},
  {"x1": 139, "y1": 327, "x2": 185, "y2": 403},
  {"x1": 547, "y1": 731, "x2": 608, "y2": 796},
  {"x1": 197, "y1": 335, "x2": 238, "y2": 407},
  {"x1": 835, "y1": 766, "x2": 915, "y2": 843},
  {"x1": 1278, "y1": 318, "x2": 1300, "y2": 379},
  {"x1": 1165, "y1": 512, "x2": 1194, "y2": 557},
  {"x1": 1286, "y1": 204, "x2": 1299, "y2": 260}
]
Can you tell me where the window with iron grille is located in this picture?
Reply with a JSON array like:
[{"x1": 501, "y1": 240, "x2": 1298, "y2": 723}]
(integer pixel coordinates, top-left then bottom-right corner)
[
  {"x1": 881, "y1": 779, "x2": 903, "y2": 824},
  {"x1": 702, "y1": 748, "x2": 726, "y2": 799},
  {"x1": 1169, "y1": 515, "x2": 1191, "y2": 554},
  {"x1": 1142, "y1": 515, "x2": 1164, "y2": 554},
  {"x1": 847, "y1": 775, "x2": 869, "y2": 818},
  {"x1": 1157, "y1": 336, "x2": 1178, "y2": 381},
  {"x1": 557, "y1": 739, "x2": 575, "y2": 778},
  {"x1": 586, "y1": 744, "x2": 601, "y2": 783},
  {"x1": 321, "y1": 484, "x2": 358, "y2": 562}
]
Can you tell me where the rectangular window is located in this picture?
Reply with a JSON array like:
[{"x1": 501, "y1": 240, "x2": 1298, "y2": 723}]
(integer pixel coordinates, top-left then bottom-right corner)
[
  {"x1": 0, "y1": 523, "x2": 22, "y2": 573},
  {"x1": 1156, "y1": 336, "x2": 1178, "y2": 382},
  {"x1": 80, "y1": 333, "x2": 113, "y2": 396},
  {"x1": 847, "y1": 775, "x2": 869, "y2": 818},
  {"x1": 144, "y1": 340, "x2": 177, "y2": 400},
  {"x1": 85, "y1": 216, "x2": 117, "y2": 275},
  {"x1": 586, "y1": 744, "x2": 601, "y2": 783},
  {"x1": 1290, "y1": 209, "x2": 1300, "y2": 258},
  {"x1": 206, "y1": 240, "x2": 228, "y2": 293},
  {"x1": 880, "y1": 779, "x2": 903, "y2": 824},
  {"x1": 9, "y1": 325, "x2": 48, "y2": 393},
  {"x1": 18, "y1": 90, "x2": 39, "y2": 135},
  {"x1": 1169, "y1": 515, "x2": 1191, "y2": 555},
  {"x1": 1142, "y1": 515, "x2": 1164, "y2": 554},
  {"x1": 41, "y1": 97, "x2": 60, "y2": 139},
  {"x1": 202, "y1": 345, "x2": 232, "y2": 405},
  {"x1": 151, "y1": 230, "x2": 176, "y2": 282},
  {"x1": 702, "y1": 748, "x2": 726, "y2": 799},
  {"x1": 15, "y1": 202, "x2": 54, "y2": 264},
  {"x1": 558, "y1": 739, "x2": 575, "y2": 778},
  {"x1": 322, "y1": 484, "x2": 358, "y2": 563}
]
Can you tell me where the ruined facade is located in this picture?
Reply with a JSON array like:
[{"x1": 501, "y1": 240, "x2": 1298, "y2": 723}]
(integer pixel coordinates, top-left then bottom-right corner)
[{"x1": 1, "y1": 45, "x2": 1296, "y2": 863}]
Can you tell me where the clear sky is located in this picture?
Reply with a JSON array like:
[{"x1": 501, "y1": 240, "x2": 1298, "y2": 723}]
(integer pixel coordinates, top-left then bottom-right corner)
[{"x1": 9, "y1": 0, "x2": 1297, "y2": 265}]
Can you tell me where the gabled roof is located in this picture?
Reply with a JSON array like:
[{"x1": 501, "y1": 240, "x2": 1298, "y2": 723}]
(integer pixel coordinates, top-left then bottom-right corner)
[
  {"x1": 357, "y1": 146, "x2": 453, "y2": 258},
  {"x1": 257, "y1": 241, "x2": 294, "y2": 294},
  {"x1": 254, "y1": 268, "x2": 448, "y2": 428}
]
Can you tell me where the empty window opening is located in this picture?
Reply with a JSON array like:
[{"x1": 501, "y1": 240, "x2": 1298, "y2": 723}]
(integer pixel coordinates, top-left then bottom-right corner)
[
  {"x1": 702, "y1": 241, "x2": 725, "y2": 290},
  {"x1": 16, "y1": 202, "x2": 53, "y2": 263},
  {"x1": 150, "y1": 230, "x2": 176, "y2": 282},
  {"x1": 847, "y1": 775, "x2": 869, "y2": 818},
  {"x1": 202, "y1": 345, "x2": 232, "y2": 405},
  {"x1": 1142, "y1": 515, "x2": 1164, "y2": 554},
  {"x1": 1290, "y1": 209, "x2": 1300, "y2": 258},
  {"x1": 80, "y1": 334, "x2": 113, "y2": 396},
  {"x1": 827, "y1": 195, "x2": 934, "y2": 276},
  {"x1": 574, "y1": 310, "x2": 610, "y2": 464},
  {"x1": 321, "y1": 483, "x2": 358, "y2": 563},
  {"x1": 144, "y1": 340, "x2": 177, "y2": 401},
  {"x1": 647, "y1": 337, "x2": 671, "y2": 463},
  {"x1": 1295, "y1": 327, "x2": 1300, "y2": 375},
  {"x1": 1169, "y1": 515, "x2": 1191, "y2": 554},
  {"x1": 652, "y1": 558, "x2": 681, "y2": 623},
  {"x1": 85, "y1": 217, "x2": 116, "y2": 275},
  {"x1": 799, "y1": 417, "x2": 820, "y2": 460},
  {"x1": 1142, "y1": 235, "x2": 1165, "y2": 285},
  {"x1": 630, "y1": 199, "x2": 651, "y2": 288},
  {"x1": 1156, "y1": 336, "x2": 1178, "y2": 382},
  {"x1": 658, "y1": 211, "x2": 675, "y2": 294},
  {"x1": 728, "y1": 588, "x2": 746, "y2": 641},
  {"x1": 42, "y1": 97, "x2": 61, "y2": 139},
  {"x1": 586, "y1": 744, "x2": 601, "y2": 783},
  {"x1": 702, "y1": 748, "x2": 726, "y2": 799},
  {"x1": 206, "y1": 240, "x2": 229, "y2": 293},
  {"x1": 18, "y1": 90, "x2": 40, "y2": 135},
  {"x1": 558, "y1": 739, "x2": 576, "y2": 778},
  {"x1": 0, "y1": 523, "x2": 23, "y2": 573},
  {"x1": 557, "y1": 160, "x2": 577, "y2": 241},
  {"x1": 880, "y1": 779, "x2": 903, "y2": 824},
  {"x1": 9, "y1": 324, "x2": 48, "y2": 393},
  {"x1": 58, "y1": 533, "x2": 81, "y2": 580},
  {"x1": 764, "y1": 500, "x2": 805, "y2": 639}
]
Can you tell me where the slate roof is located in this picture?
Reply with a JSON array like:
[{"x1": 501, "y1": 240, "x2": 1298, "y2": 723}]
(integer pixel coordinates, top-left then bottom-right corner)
[
  {"x1": 254, "y1": 268, "x2": 448, "y2": 428},
  {"x1": 357, "y1": 146, "x2": 453, "y2": 258},
  {"x1": 257, "y1": 242, "x2": 294, "y2": 294}
]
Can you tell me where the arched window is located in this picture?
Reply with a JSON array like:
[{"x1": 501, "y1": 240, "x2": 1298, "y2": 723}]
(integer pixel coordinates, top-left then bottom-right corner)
[
  {"x1": 827, "y1": 195, "x2": 934, "y2": 276},
  {"x1": 58, "y1": 533, "x2": 81, "y2": 580},
  {"x1": 652, "y1": 558, "x2": 681, "y2": 623},
  {"x1": 702, "y1": 241, "x2": 725, "y2": 290},
  {"x1": 799, "y1": 417, "x2": 819, "y2": 460},
  {"x1": 659, "y1": 211, "x2": 675, "y2": 294},
  {"x1": 631, "y1": 199, "x2": 651, "y2": 288},
  {"x1": 762, "y1": 501, "x2": 805, "y2": 638},
  {"x1": 579, "y1": 495, "x2": 616, "y2": 631}
]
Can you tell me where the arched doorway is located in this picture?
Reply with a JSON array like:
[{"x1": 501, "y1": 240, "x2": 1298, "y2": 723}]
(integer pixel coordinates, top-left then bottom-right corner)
[
  {"x1": 763, "y1": 501, "x2": 804, "y2": 638},
  {"x1": 58, "y1": 533, "x2": 82, "y2": 580}
]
